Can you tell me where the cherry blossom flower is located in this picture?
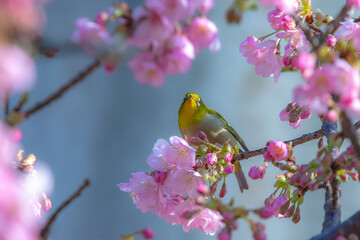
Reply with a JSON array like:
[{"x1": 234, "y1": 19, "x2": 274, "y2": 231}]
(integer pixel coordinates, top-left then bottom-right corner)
[
  {"x1": 258, "y1": 0, "x2": 299, "y2": 14},
  {"x1": 292, "y1": 52, "x2": 315, "y2": 79},
  {"x1": 0, "y1": 45, "x2": 36, "y2": 98},
  {"x1": 71, "y1": 18, "x2": 113, "y2": 55},
  {"x1": 206, "y1": 153, "x2": 217, "y2": 166},
  {"x1": 347, "y1": 0, "x2": 360, "y2": 8},
  {"x1": 185, "y1": 17, "x2": 219, "y2": 52},
  {"x1": 266, "y1": 141, "x2": 288, "y2": 161},
  {"x1": 334, "y1": 21, "x2": 360, "y2": 41},
  {"x1": 128, "y1": 51, "x2": 165, "y2": 87},
  {"x1": 146, "y1": 0, "x2": 190, "y2": 23},
  {"x1": 245, "y1": 40, "x2": 284, "y2": 82},
  {"x1": 127, "y1": 7, "x2": 173, "y2": 47},
  {"x1": 279, "y1": 102, "x2": 311, "y2": 129}
]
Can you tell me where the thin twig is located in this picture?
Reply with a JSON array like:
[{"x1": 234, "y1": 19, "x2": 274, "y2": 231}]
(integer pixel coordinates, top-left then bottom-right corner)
[
  {"x1": 23, "y1": 59, "x2": 101, "y2": 119},
  {"x1": 309, "y1": 24, "x2": 323, "y2": 33},
  {"x1": 291, "y1": 14, "x2": 318, "y2": 49},
  {"x1": 40, "y1": 179, "x2": 90, "y2": 240},
  {"x1": 315, "y1": 5, "x2": 351, "y2": 52},
  {"x1": 311, "y1": 209, "x2": 360, "y2": 240}
]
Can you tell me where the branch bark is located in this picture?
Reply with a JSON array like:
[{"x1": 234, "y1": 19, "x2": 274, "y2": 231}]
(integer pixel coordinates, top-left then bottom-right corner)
[
  {"x1": 40, "y1": 179, "x2": 90, "y2": 240},
  {"x1": 311, "y1": 210, "x2": 360, "y2": 240},
  {"x1": 23, "y1": 59, "x2": 101, "y2": 119}
]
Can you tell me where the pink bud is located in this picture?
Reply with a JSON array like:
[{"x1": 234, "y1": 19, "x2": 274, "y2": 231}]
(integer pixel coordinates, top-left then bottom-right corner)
[
  {"x1": 197, "y1": 183, "x2": 210, "y2": 195},
  {"x1": 292, "y1": 207, "x2": 301, "y2": 223},
  {"x1": 206, "y1": 153, "x2": 217, "y2": 166},
  {"x1": 223, "y1": 163, "x2": 235, "y2": 175},
  {"x1": 219, "y1": 182, "x2": 227, "y2": 198},
  {"x1": 42, "y1": 193, "x2": 52, "y2": 211},
  {"x1": 326, "y1": 35, "x2": 337, "y2": 47},
  {"x1": 95, "y1": 11, "x2": 109, "y2": 25},
  {"x1": 155, "y1": 171, "x2": 166, "y2": 183},
  {"x1": 141, "y1": 228, "x2": 155, "y2": 239},
  {"x1": 218, "y1": 229, "x2": 231, "y2": 240},
  {"x1": 12, "y1": 127, "x2": 23, "y2": 142},
  {"x1": 263, "y1": 152, "x2": 274, "y2": 162},
  {"x1": 248, "y1": 164, "x2": 267, "y2": 180},
  {"x1": 222, "y1": 211, "x2": 232, "y2": 221},
  {"x1": 325, "y1": 109, "x2": 339, "y2": 121},
  {"x1": 255, "y1": 206, "x2": 274, "y2": 219},
  {"x1": 348, "y1": 172, "x2": 358, "y2": 181},
  {"x1": 223, "y1": 152, "x2": 232, "y2": 162}
]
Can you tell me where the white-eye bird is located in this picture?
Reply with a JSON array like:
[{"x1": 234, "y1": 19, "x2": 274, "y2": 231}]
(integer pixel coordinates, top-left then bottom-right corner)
[{"x1": 178, "y1": 93, "x2": 249, "y2": 192}]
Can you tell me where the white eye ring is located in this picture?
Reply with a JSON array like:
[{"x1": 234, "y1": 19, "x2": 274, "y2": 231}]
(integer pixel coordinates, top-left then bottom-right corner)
[{"x1": 196, "y1": 99, "x2": 200, "y2": 107}]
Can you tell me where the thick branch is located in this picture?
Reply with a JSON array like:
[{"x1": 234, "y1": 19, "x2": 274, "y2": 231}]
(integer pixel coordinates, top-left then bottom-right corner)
[
  {"x1": 311, "y1": 210, "x2": 360, "y2": 240},
  {"x1": 23, "y1": 59, "x2": 101, "y2": 119},
  {"x1": 40, "y1": 179, "x2": 90, "y2": 240},
  {"x1": 321, "y1": 120, "x2": 341, "y2": 232}
]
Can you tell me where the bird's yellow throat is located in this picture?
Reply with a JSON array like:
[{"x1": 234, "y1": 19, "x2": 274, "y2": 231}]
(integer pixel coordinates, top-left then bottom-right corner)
[{"x1": 178, "y1": 95, "x2": 206, "y2": 129}]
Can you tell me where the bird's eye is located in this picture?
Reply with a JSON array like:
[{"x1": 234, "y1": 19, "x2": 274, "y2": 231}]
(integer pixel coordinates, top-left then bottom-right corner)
[{"x1": 196, "y1": 98, "x2": 200, "y2": 107}]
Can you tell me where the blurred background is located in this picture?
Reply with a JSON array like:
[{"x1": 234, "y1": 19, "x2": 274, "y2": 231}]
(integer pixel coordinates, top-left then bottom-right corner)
[{"x1": 20, "y1": 0, "x2": 360, "y2": 239}]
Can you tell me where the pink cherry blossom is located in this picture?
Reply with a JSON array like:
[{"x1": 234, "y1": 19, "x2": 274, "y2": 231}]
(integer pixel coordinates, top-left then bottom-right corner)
[
  {"x1": 258, "y1": 0, "x2": 299, "y2": 14},
  {"x1": 157, "y1": 34, "x2": 195, "y2": 75},
  {"x1": 175, "y1": 199, "x2": 224, "y2": 235},
  {"x1": 347, "y1": 0, "x2": 360, "y2": 8},
  {"x1": 279, "y1": 102, "x2": 312, "y2": 129},
  {"x1": 146, "y1": 0, "x2": 190, "y2": 23},
  {"x1": 127, "y1": 7, "x2": 173, "y2": 47},
  {"x1": 248, "y1": 164, "x2": 267, "y2": 180},
  {"x1": 334, "y1": 21, "x2": 360, "y2": 41},
  {"x1": 163, "y1": 136, "x2": 196, "y2": 169},
  {"x1": 246, "y1": 40, "x2": 284, "y2": 82},
  {"x1": 353, "y1": 28, "x2": 360, "y2": 52},
  {"x1": 251, "y1": 222, "x2": 267, "y2": 240},
  {"x1": 0, "y1": 0, "x2": 46, "y2": 34},
  {"x1": 267, "y1": 10, "x2": 294, "y2": 30},
  {"x1": 0, "y1": 45, "x2": 36, "y2": 98},
  {"x1": 197, "y1": 0, "x2": 214, "y2": 14},
  {"x1": 186, "y1": 17, "x2": 219, "y2": 52},
  {"x1": 0, "y1": 165, "x2": 40, "y2": 240},
  {"x1": 267, "y1": 141, "x2": 288, "y2": 161},
  {"x1": 239, "y1": 36, "x2": 260, "y2": 58},
  {"x1": 71, "y1": 18, "x2": 112, "y2": 55},
  {"x1": 223, "y1": 152, "x2": 232, "y2": 162},
  {"x1": 118, "y1": 172, "x2": 164, "y2": 214},
  {"x1": 276, "y1": 30, "x2": 309, "y2": 53},
  {"x1": 292, "y1": 52, "x2": 315, "y2": 79},
  {"x1": 163, "y1": 169, "x2": 202, "y2": 199},
  {"x1": 128, "y1": 51, "x2": 165, "y2": 87}
]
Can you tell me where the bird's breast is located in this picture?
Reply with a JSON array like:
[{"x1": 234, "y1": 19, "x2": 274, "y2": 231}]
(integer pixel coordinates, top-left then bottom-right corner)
[{"x1": 180, "y1": 113, "x2": 237, "y2": 146}]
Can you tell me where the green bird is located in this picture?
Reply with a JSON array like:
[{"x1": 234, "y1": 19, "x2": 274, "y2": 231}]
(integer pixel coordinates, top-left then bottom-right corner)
[{"x1": 178, "y1": 92, "x2": 249, "y2": 192}]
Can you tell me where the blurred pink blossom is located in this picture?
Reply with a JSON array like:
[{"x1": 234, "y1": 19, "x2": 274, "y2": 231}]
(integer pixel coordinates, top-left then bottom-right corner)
[
  {"x1": 347, "y1": 0, "x2": 360, "y2": 8},
  {"x1": 334, "y1": 21, "x2": 360, "y2": 41},
  {"x1": 258, "y1": 0, "x2": 299, "y2": 13},
  {"x1": 248, "y1": 164, "x2": 267, "y2": 180},
  {"x1": 185, "y1": 17, "x2": 219, "y2": 52},
  {"x1": 0, "y1": 45, "x2": 36, "y2": 98},
  {"x1": 128, "y1": 51, "x2": 165, "y2": 87},
  {"x1": 71, "y1": 18, "x2": 113, "y2": 55}
]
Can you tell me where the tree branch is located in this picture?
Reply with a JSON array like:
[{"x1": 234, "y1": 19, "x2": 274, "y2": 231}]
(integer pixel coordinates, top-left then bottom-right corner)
[
  {"x1": 321, "y1": 120, "x2": 341, "y2": 232},
  {"x1": 341, "y1": 112, "x2": 360, "y2": 160},
  {"x1": 23, "y1": 59, "x2": 101, "y2": 119},
  {"x1": 40, "y1": 179, "x2": 90, "y2": 240},
  {"x1": 311, "y1": 210, "x2": 360, "y2": 240}
]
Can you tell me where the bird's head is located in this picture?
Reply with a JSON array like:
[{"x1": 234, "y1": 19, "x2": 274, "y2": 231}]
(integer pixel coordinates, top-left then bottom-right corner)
[{"x1": 178, "y1": 93, "x2": 207, "y2": 128}]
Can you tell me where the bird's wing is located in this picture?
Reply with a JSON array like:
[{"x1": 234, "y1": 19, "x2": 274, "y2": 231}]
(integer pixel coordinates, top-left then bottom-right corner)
[{"x1": 208, "y1": 108, "x2": 249, "y2": 152}]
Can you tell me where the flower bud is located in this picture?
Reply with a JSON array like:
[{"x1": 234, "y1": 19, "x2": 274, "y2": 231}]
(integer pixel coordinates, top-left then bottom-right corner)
[
  {"x1": 189, "y1": 136, "x2": 203, "y2": 145},
  {"x1": 155, "y1": 171, "x2": 166, "y2": 183},
  {"x1": 219, "y1": 182, "x2": 227, "y2": 198},
  {"x1": 287, "y1": 204, "x2": 296, "y2": 218},
  {"x1": 254, "y1": 207, "x2": 273, "y2": 219},
  {"x1": 326, "y1": 35, "x2": 336, "y2": 47},
  {"x1": 224, "y1": 163, "x2": 234, "y2": 175},
  {"x1": 140, "y1": 228, "x2": 155, "y2": 239},
  {"x1": 292, "y1": 206, "x2": 301, "y2": 223},
  {"x1": 198, "y1": 131, "x2": 208, "y2": 141},
  {"x1": 279, "y1": 200, "x2": 291, "y2": 215},
  {"x1": 223, "y1": 152, "x2": 232, "y2": 162},
  {"x1": 206, "y1": 153, "x2": 217, "y2": 166},
  {"x1": 248, "y1": 164, "x2": 267, "y2": 180}
]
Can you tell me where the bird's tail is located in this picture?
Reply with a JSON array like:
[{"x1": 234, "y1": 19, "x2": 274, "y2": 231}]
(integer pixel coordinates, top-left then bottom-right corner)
[{"x1": 235, "y1": 162, "x2": 249, "y2": 193}]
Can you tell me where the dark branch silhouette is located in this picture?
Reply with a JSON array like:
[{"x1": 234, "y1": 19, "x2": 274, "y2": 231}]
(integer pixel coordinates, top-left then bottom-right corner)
[{"x1": 40, "y1": 179, "x2": 90, "y2": 240}]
